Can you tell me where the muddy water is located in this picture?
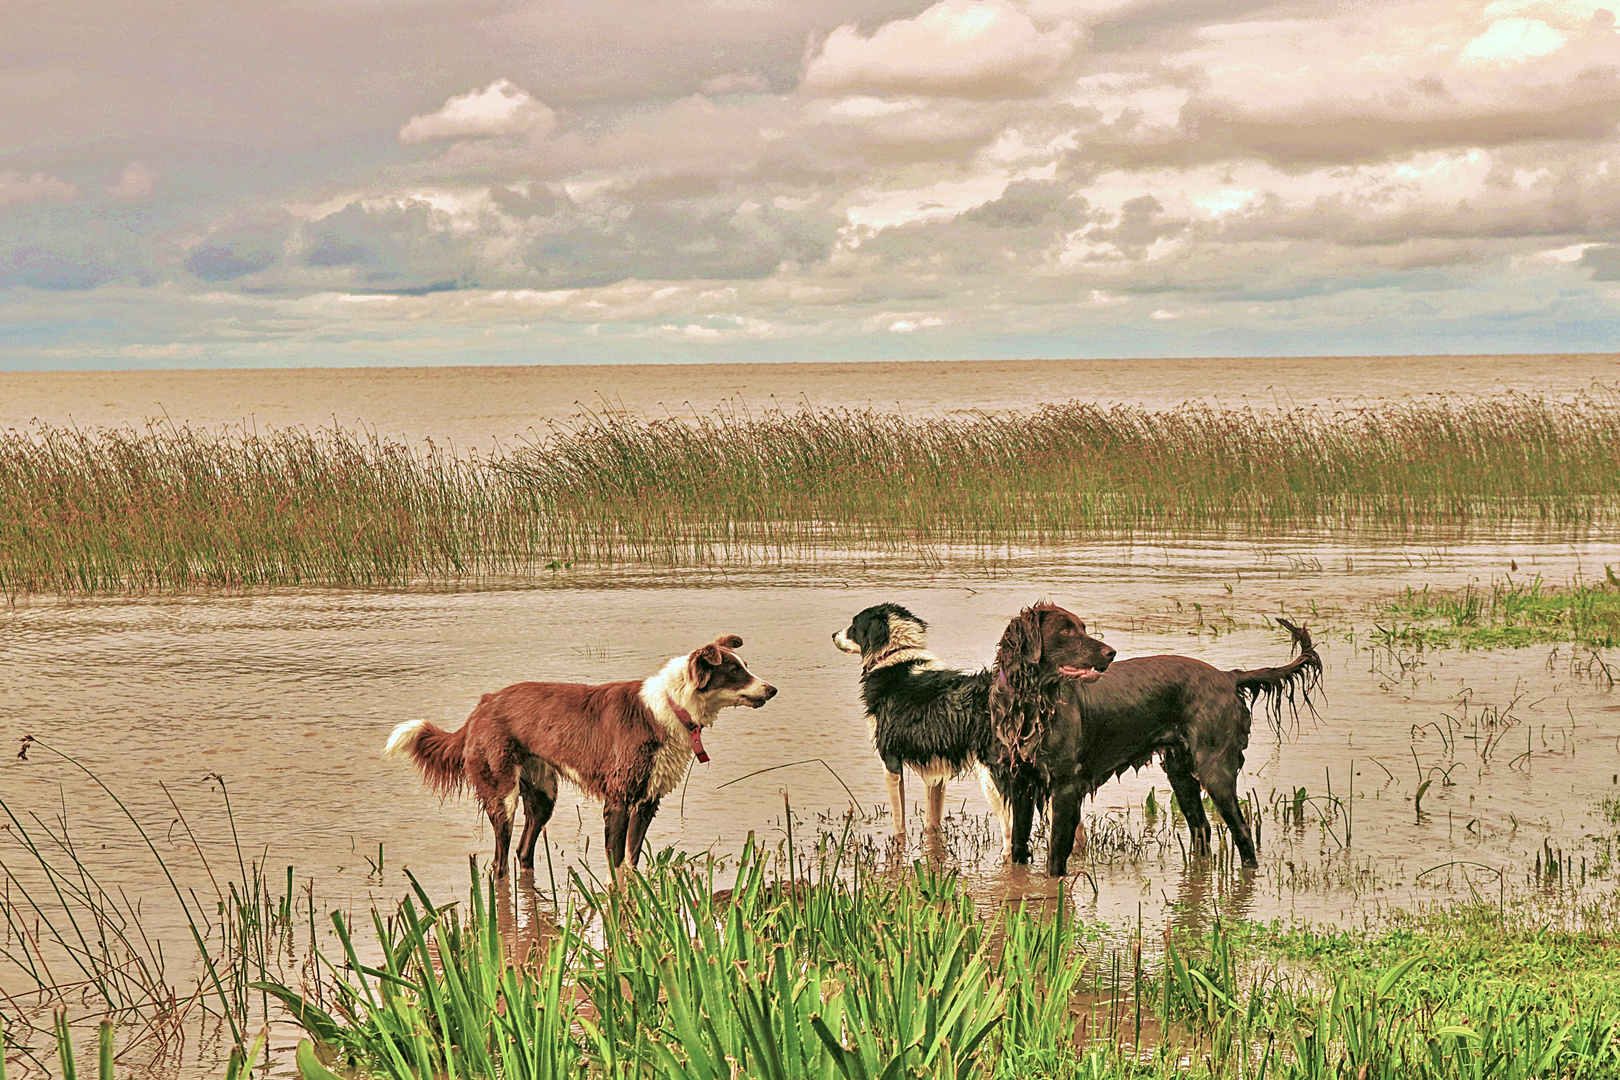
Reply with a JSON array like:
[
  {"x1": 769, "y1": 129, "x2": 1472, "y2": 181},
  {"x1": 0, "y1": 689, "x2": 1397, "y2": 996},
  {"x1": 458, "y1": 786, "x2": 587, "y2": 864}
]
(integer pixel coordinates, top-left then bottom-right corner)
[
  {"x1": 3, "y1": 532, "x2": 1617, "y2": 965},
  {"x1": 3, "y1": 352, "x2": 1617, "y2": 446}
]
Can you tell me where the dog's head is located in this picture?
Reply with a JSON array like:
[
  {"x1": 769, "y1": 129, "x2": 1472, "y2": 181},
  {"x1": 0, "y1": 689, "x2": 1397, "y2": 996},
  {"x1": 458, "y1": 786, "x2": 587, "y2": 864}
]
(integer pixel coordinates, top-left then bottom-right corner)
[
  {"x1": 995, "y1": 602, "x2": 1114, "y2": 684},
  {"x1": 687, "y1": 635, "x2": 776, "y2": 714},
  {"x1": 833, "y1": 603, "x2": 928, "y2": 662},
  {"x1": 990, "y1": 602, "x2": 1115, "y2": 766}
]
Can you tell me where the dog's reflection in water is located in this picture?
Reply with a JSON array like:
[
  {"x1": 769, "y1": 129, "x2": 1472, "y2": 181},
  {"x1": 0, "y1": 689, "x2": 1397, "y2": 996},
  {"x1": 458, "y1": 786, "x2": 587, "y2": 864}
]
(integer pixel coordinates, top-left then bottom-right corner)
[
  {"x1": 494, "y1": 869, "x2": 563, "y2": 965},
  {"x1": 1165, "y1": 860, "x2": 1256, "y2": 936}
]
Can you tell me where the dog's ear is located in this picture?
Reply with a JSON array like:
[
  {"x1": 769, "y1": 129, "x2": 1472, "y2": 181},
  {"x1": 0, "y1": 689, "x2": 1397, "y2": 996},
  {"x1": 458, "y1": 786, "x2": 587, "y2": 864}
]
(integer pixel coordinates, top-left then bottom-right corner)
[
  {"x1": 852, "y1": 609, "x2": 891, "y2": 653},
  {"x1": 715, "y1": 634, "x2": 743, "y2": 650},
  {"x1": 996, "y1": 607, "x2": 1043, "y2": 670},
  {"x1": 687, "y1": 643, "x2": 724, "y2": 690}
]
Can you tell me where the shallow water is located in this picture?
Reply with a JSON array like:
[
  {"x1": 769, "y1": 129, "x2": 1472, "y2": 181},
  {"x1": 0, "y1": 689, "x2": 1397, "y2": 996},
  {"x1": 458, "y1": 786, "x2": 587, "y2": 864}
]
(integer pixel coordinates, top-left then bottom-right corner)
[
  {"x1": 3, "y1": 533, "x2": 1616, "y2": 955},
  {"x1": 5, "y1": 358, "x2": 1620, "y2": 1076},
  {"x1": 3, "y1": 352, "x2": 1616, "y2": 446}
]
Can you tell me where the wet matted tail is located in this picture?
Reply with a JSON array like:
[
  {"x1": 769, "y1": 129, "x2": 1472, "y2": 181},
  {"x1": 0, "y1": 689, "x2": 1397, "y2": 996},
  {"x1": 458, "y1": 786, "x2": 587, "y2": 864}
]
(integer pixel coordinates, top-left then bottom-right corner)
[{"x1": 1232, "y1": 618, "x2": 1323, "y2": 731}]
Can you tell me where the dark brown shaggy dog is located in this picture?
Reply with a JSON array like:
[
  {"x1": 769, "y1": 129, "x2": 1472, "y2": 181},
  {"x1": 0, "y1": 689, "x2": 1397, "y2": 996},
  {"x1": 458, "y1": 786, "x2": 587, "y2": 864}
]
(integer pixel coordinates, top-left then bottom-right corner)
[
  {"x1": 833, "y1": 601, "x2": 1116, "y2": 841},
  {"x1": 386, "y1": 636, "x2": 776, "y2": 877},
  {"x1": 988, "y1": 606, "x2": 1320, "y2": 875}
]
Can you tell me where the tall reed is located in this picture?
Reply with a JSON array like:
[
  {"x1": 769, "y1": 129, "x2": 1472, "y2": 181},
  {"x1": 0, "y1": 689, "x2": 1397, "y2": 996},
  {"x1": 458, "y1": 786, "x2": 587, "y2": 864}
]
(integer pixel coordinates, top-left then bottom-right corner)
[{"x1": 4, "y1": 389, "x2": 1618, "y2": 594}]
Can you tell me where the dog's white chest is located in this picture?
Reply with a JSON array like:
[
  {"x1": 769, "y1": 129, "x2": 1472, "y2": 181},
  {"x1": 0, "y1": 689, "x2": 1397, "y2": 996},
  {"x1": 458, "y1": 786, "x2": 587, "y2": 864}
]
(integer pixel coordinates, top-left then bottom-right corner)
[{"x1": 646, "y1": 733, "x2": 693, "y2": 801}]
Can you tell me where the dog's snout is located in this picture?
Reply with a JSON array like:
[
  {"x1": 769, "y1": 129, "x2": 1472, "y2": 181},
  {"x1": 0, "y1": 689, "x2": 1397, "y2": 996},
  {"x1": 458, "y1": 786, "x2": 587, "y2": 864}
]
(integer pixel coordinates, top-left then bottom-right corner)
[{"x1": 761, "y1": 683, "x2": 778, "y2": 700}]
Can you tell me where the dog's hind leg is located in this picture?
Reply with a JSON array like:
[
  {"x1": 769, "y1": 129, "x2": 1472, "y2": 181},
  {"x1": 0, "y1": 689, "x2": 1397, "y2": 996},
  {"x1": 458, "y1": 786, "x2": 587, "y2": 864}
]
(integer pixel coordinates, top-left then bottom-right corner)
[
  {"x1": 978, "y1": 764, "x2": 1014, "y2": 859},
  {"x1": 924, "y1": 782, "x2": 946, "y2": 833},
  {"x1": 484, "y1": 787, "x2": 518, "y2": 879},
  {"x1": 625, "y1": 797, "x2": 661, "y2": 867},
  {"x1": 516, "y1": 763, "x2": 558, "y2": 872},
  {"x1": 1199, "y1": 755, "x2": 1258, "y2": 869},
  {"x1": 1163, "y1": 751, "x2": 1212, "y2": 859},
  {"x1": 885, "y1": 768, "x2": 906, "y2": 838}
]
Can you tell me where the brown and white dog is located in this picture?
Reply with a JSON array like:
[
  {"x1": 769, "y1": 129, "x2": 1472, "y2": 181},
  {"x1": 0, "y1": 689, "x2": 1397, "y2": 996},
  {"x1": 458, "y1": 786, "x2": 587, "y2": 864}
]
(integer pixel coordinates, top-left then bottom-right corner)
[{"x1": 385, "y1": 635, "x2": 776, "y2": 877}]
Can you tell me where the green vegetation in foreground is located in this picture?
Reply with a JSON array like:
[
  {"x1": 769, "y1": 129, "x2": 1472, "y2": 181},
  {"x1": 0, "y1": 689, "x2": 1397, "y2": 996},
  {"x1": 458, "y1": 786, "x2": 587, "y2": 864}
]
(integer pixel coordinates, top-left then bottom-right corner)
[
  {"x1": 239, "y1": 846, "x2": 1620, "y2": 1079},
  {"x1": 1372, "y1": 570, "x2": 1620, "y2": 650},
  {"x1": 7, "y1": 805, "x2": 1620, "y2": 1080},
  {"x1": 4, "y1": 389, "x2": 1620, "y2": 594}
]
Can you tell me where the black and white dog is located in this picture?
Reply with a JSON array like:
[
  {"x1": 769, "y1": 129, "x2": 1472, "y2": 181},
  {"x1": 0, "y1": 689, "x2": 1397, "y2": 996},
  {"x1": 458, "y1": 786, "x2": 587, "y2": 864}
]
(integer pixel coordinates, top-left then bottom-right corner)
[
  {"x1": 833, "y1": 603, "x2": 1000, "y2": 838},
  {"x1": 833, "y1": 602, "x2": 1114, "y2": 849}
]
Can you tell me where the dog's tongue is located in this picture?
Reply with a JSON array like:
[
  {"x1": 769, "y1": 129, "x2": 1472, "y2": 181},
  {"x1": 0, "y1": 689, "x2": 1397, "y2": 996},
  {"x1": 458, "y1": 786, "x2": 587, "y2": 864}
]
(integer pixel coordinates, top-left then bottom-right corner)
[
  {"x1": 1059, "y1": 665, "x2": 1102, "y2": 682},
  {"x1": 688, "y1": 726, "x2": 710, "y2": 763}
]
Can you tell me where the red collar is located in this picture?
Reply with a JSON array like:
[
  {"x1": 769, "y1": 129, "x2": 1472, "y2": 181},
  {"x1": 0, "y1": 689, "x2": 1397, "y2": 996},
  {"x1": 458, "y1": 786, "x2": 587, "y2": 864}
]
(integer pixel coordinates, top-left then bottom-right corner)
[
  {"x1": 666, "y1": 692, "x2": 710, "y2": 763},
  {"x1": 863, "y1": 643, "x2": 912, "y2": 672}
]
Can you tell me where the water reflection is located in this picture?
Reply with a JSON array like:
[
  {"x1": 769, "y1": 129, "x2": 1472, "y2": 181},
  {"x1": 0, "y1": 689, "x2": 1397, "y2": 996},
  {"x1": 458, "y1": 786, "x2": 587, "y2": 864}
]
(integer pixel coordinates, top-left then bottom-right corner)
[{"x1": 1, "y1": 533, "x2": 1617, "y2": 958}]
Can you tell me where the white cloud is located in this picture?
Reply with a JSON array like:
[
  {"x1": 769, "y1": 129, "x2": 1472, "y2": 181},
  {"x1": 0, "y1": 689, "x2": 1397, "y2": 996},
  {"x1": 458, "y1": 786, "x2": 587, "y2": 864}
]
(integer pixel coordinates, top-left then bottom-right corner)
[
  {"x1": 107, "y1": 162, "x2": 156, "y2": 199},
  {"x1": 802, "y1": 0, "x2": 1084, "y2": 99},
  {"x1": 399, "y1": 79, "x2": 556, "y2": 143},
  {"x1": 1460, "y1": 17, "x2": 1567, "y2": 64},
  {"x1": 0, "y1": 171, "x2": 77, "y2": 206},
  {"x1": 888, "y1": 314, "x2": 944, "y2": 331},
  {"x1": 15, "y1": 0, "x2": 1620, "y2": 364},
  {"x1": 702, "y1": 72, "x2": 772, "y2": 95},
  {"x1": 1528, "y1": 241, "x2": 1598, "y2": 262}
]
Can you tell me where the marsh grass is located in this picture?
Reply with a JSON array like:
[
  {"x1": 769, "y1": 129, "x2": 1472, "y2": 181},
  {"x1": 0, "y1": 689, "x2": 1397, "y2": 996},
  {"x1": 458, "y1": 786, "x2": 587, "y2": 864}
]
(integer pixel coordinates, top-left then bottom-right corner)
[
  {"x1": 5, "y1": 389, "x2": 1620, "y2": 594},
  {"x1": 1372, "y1": 571, "x2": 1620, "y2": 650},
  {"x1": 7, "y1": 782, "x2": 1620, "y2": 1079},
  {"x1": 0, "y1": 742, "x2": 311, "y2": 1078},
  {"x1": 248, "y1": 843, "x2": 1620, "y2": 1080}
]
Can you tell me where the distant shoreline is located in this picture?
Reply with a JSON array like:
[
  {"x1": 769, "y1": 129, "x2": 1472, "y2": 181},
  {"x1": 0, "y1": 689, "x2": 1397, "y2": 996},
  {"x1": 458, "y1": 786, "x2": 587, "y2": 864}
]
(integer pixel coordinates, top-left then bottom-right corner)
[{"x1": 3, "y1": 352, "x2": 1616, "y2": 448}]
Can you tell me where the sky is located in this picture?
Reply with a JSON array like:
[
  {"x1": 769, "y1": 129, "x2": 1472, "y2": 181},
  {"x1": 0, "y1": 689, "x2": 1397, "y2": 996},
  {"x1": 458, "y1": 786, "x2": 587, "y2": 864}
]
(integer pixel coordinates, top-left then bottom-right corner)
[{"x1": 4, "y1": 0, "x2": 1620, "y2": 368}]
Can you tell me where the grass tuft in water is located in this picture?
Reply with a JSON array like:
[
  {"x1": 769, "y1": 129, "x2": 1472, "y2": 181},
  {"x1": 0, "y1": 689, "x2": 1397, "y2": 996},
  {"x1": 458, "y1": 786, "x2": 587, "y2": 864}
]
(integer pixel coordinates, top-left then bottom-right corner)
[{"x1": 1372, "y1": 571, "x2": 1620, "y2": 650}]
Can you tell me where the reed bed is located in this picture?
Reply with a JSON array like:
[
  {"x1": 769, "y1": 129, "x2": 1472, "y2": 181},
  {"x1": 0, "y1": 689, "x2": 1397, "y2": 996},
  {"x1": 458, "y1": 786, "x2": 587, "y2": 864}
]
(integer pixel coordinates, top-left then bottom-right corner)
[{"x1": 3, "y1": 390, "x2": 1619, "y2": 594}]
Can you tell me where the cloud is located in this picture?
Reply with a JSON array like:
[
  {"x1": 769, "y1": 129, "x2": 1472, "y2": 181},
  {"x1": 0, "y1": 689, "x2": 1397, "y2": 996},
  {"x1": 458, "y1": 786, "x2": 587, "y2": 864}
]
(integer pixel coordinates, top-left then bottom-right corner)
[
  {"x1": 0, "y1": 172, "x2": 77, "y2": 206},
  {"x1": 1460, "y1": 17, "x2": 1567, "y2": 64},
  {"x1": 182, "y1": 211, "x2": 295, "y2": 283},
  {"x1": 14, "y1": 0, "x2": 1620, "y2": 366},
  {"x1": 106, "y1": 162, "x2": 156, "y2": 199},
  {"x1": 701, "y1": 72, "x2": 773, "y2": 94},
  {"x1": 802, "y1": 0, "x2": 1085, "y2": 99},
  {"x1": 399, "y1": 79, "x2": 557, "y2": 143}
]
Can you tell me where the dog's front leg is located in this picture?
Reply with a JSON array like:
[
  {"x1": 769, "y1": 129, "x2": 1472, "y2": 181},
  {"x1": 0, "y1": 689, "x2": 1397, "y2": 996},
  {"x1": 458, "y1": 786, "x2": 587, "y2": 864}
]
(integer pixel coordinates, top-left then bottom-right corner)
[
  {"x1": 603, "y1": 803, "x2": 631, "y2": 875},
  {"x1": 885, "y1": 768, "x2": 906, "y2": 838},
  {"x1": 625, "y1": 798, "x2": 661, "y2": 867},
  {"x1": 1009, "y1": 792, "x2": 1036, "y2": 865},
  {"x1": 1047, "y1": 785, "x2": 1082, "y2": 876}
]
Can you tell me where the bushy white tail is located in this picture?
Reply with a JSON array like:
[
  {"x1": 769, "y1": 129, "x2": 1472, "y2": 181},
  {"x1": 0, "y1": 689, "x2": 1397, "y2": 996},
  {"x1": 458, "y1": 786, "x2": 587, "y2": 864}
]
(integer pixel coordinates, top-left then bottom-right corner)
[
  {"x1": 384, "y1": 718, "x2": 427, "y2": 758},
  {"x1": 384, "y1": 717, "x2": 469, "y2": 796}
]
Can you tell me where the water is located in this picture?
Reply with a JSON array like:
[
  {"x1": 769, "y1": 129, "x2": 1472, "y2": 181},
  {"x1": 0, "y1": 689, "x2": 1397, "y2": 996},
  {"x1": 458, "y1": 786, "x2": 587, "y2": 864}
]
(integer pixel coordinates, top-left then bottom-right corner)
[
  {"x1": 3, "y1": 355, "x2": 1619, "y2": 1074},
  {"x1": 3, "y1": 352, "x2": 1616, "y2": 446},
  {"x1": 3, "y1": 533, "x2": 1616, "y2": 942}
]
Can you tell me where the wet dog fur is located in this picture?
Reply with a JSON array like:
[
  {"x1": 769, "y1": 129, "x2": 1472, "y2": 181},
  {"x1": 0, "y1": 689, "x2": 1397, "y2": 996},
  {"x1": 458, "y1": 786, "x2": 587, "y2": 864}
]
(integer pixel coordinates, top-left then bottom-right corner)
[
  {"x1": 990, "y1": 613, "x2": 1321, "y2": 875},
  {"x1": 834, "y1": 602, "x2": 1114, "y2": 841}
]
